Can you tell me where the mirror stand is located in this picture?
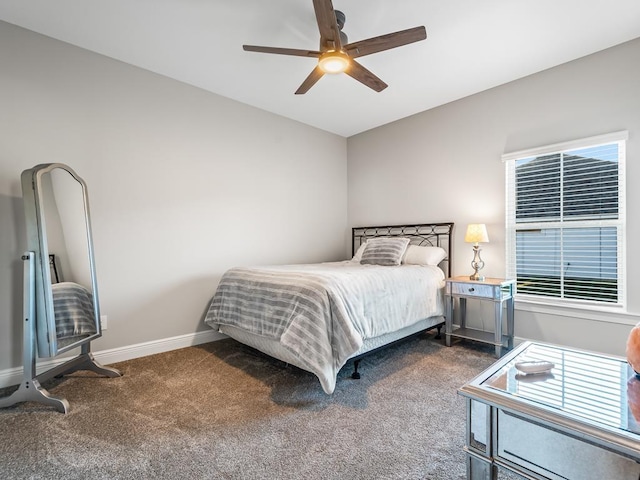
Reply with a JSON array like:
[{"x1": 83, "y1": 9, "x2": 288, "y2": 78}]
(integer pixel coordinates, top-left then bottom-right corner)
[{"x1": 0, "y1": 253, "x2": 121, "y2": 414}]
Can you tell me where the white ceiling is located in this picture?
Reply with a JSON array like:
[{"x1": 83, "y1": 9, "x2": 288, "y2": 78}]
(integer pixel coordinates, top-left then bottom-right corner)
[{"x1": 2, "y1": 0, "x2": 640, "y2": 137}]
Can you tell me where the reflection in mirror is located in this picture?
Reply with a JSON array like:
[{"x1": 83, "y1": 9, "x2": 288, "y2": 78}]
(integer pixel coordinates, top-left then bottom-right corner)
[
  {"x1": 0, "y1": 163, "x2": 121, "y2": 413},
  {"x1": 42, "y1": 167, "x2": 99, "y2": 352}
]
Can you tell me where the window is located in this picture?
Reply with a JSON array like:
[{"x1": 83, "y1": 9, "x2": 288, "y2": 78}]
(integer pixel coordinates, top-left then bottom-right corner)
[{"x1": 504, "y1": 131, "x2": 627, "y2": 308}]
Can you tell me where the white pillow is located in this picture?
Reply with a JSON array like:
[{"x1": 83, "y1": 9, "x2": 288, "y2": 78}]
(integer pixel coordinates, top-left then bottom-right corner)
[
  {"x1": 352, "y1": 243, "x2": 367, "y2": 262},
  {"x1": 402, "y1": 245, "x2": 447, "y2": 266}
]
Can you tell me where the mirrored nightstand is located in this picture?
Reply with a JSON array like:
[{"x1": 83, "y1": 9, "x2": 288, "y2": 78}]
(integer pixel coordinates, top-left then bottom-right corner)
[{"x1": 445, "y1": 276, "x2": 516, "y2": 357}]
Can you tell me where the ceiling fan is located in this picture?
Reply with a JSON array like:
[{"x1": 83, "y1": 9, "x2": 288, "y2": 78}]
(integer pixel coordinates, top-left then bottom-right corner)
[{"x1": 242, "y1": 0, "x2": 427, "y2": 94}]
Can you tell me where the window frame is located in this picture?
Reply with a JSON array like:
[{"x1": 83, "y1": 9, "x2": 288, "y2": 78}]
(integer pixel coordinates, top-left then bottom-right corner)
[{"x1": 503, "y1": 131, "x2": 628, "y2": 312}]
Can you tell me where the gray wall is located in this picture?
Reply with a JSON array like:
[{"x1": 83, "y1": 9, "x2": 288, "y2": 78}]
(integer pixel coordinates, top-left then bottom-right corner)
[
  {"x1": 0, "y1": 22, "x2": 348, "y2": 371},
  {"x1": 348, "y1": 37, "x2": 640, "y2": 356}
]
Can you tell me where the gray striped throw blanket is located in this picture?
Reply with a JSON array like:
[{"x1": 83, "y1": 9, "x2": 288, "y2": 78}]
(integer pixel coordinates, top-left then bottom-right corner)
[{"x1": 52, "y1": 282, "x2": 97, "y2": 340}]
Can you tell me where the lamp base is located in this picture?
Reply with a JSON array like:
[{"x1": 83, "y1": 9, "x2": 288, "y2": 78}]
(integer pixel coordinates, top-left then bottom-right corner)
[{"x1": 469, "y1": 244, "x2": 485, "y2": 282}]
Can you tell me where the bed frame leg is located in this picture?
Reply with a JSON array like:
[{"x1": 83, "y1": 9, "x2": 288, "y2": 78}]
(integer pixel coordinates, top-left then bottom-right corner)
[
  {"x1": 435, "y1": 324, "x2": 442, "y2": 340},
  {"x1": 351, "y1": 359, "x2": 361, "y2": 380}
]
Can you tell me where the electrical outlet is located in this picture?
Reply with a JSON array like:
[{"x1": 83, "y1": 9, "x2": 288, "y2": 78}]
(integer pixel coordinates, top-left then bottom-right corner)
[{"x1": 101, "y1": 315, "x2": 108, "y2": 330}]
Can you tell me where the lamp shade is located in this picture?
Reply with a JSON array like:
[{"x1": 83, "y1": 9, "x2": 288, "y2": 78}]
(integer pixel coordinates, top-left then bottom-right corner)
[{"x1": 465, "y1": 224, "x2": 489, "y2": 244}]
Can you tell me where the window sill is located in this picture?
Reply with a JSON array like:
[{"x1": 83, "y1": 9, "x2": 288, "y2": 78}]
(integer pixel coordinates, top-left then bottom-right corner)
[{"x1": 515, "y1": 296, "x2": 638, "y2": 326}]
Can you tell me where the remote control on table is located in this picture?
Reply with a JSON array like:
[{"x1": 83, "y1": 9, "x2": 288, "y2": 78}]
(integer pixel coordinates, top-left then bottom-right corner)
[{"x1": 515, "y1": 360, "x2": 555, "y2": 375}]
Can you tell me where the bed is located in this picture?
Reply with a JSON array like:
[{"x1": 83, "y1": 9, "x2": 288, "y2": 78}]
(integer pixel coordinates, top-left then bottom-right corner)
[{"x1": 204, "y1": 222, "x2": 454, "y2": 393}]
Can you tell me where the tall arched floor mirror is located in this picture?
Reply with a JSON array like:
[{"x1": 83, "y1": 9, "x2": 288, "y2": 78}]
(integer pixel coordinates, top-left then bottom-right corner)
[{"x1": 0, "y1": 163, "x2": 121, "y2": 413}]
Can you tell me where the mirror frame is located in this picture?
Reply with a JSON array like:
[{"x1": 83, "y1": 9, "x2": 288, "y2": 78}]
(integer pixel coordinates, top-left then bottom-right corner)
[{"x1": 21, "y1": 163, "x2": 102, "y2": 357}]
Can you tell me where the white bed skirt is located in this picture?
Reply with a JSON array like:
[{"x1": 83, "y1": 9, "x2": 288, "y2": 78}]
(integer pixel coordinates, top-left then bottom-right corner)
[{"x1": 219, "y1": 315, "x2": 444, "y2": 382}]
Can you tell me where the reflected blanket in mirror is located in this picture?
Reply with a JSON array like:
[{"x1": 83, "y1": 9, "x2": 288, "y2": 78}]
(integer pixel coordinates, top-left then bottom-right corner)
[{"x1": 52, "y1": 282, "x2": 97, "y2": 340}]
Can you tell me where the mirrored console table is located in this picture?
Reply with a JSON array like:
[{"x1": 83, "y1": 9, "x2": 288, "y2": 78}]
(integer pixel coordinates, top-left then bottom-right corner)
[{"x1": 458, "y1": 341, "x2": 640, "y2": 480}]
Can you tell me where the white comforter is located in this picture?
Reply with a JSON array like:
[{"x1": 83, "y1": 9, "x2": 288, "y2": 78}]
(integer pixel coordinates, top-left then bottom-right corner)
[{"x1": 205, "y1": 261, "x2": 445, "y2": 393}]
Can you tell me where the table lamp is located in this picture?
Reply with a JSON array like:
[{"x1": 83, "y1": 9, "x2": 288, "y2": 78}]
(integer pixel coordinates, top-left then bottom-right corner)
[{"x1": 465, "y1": 224, "x2": 489, "y2": 281}]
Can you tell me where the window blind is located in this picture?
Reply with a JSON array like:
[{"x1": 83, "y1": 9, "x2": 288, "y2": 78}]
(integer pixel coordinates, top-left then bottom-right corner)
[{"x1": 505, "y1": 132, "x2": 627, "y2": 308}]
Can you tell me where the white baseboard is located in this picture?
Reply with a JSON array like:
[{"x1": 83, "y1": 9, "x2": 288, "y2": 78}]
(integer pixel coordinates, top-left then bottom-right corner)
[
  {"x1": 1, "y1": 331, "x2": 528, "y2": 389},
  {"x1": 0, "y1": 329, "x2": 226, "y2": 389}
]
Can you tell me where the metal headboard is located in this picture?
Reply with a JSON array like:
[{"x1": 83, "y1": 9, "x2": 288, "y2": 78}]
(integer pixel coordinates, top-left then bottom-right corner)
[{"x1": 352, "y1": 222, "x2": 454, "y2": 277}]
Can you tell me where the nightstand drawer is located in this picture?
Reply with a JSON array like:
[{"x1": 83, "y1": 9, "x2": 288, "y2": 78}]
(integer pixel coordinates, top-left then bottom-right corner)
[{"x1": 449, "y1": 282, "x2": 494, "y2": 299}]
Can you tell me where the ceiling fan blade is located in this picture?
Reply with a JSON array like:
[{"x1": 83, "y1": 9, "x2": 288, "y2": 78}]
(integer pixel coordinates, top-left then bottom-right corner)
[
  {"x1": 243, "y1": 45, "x2": 322, "y2": 58},
  {"x1": 295, "y1": 66, "x2": 325, "y2": 95},
  {"x1": 312, "y1": 0, "x2": 342, "y2": 50},
  {"x1": 345, "y1": 26, "x2": 426, "y2": 58},
  {"x1": 345, "y1": 60, "x2": 388, "y2": 92}
]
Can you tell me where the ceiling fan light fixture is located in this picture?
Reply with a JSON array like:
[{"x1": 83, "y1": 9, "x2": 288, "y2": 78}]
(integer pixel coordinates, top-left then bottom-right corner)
[
  {"x1": 318, "y1": 51, "x2": 349, "y2": 74},
  {"x1": 242, "y1": 0, "x2": 427, "y2": 94}
]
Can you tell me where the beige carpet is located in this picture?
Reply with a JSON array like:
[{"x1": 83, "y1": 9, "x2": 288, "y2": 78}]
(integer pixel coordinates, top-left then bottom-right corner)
[{"x1": 0, "y1": 333, "x2": 499, "y2": 479}]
